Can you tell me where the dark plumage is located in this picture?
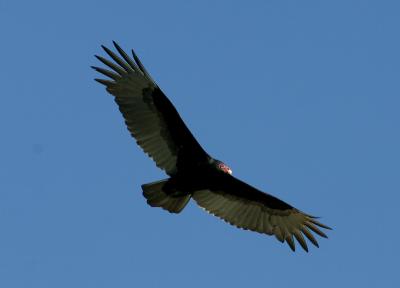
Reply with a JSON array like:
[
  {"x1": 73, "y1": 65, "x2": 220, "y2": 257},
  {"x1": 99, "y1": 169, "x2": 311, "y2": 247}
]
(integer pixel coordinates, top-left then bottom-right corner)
[{"x1": 92, "y1": 42, "x2": 331, "y2": 252}]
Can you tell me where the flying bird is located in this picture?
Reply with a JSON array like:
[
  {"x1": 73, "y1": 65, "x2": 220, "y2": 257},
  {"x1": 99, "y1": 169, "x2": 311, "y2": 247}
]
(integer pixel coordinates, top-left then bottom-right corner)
[{"x1": 92, "y1": 42, "x2": 331, "y2": 252}]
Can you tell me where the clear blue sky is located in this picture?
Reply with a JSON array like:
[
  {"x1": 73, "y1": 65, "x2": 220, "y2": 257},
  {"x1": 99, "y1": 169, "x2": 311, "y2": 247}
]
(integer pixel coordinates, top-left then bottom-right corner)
[{"x1": 1, "y1": 1, "x2": 399, "y2": 287}]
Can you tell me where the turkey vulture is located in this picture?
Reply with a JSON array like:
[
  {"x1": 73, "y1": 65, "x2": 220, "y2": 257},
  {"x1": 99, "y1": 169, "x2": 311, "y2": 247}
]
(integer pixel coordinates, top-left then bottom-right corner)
[{"x1": 92, "y1": 42, "x2": 331, "y2": 252}]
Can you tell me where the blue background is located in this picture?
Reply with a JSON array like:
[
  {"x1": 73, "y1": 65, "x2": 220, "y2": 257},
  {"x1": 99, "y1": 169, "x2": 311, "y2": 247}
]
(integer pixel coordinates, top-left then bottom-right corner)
[{"x1": 1, "y1": 1, "x2": 399, "y2": 287}]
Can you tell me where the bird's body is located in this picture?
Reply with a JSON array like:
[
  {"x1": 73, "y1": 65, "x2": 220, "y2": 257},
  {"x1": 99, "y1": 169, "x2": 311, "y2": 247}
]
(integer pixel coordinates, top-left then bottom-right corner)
[{"x1": 93, "y1": 42, "x2": 331, "y2": 252}]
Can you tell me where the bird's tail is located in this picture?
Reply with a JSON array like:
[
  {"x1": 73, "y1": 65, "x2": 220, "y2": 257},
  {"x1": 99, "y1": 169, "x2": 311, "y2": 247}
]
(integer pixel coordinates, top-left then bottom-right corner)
[{"x1": 141, "y1": 179, "x2": 191, "y2": 213}]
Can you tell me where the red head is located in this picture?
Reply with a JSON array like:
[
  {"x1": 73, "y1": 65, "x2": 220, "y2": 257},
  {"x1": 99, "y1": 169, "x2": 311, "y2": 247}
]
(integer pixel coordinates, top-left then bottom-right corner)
[{"x1": 217, "y1": 161, "x2": 232, "y2": 175}]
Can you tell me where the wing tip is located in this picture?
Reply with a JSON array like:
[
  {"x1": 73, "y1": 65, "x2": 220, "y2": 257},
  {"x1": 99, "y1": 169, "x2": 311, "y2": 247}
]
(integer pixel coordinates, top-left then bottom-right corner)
[
  {"x1": 112, "y1": 40, "x2": 120, "y2": 48},
  {"x1": 100, "y1": 44, "x2": 108, "y2": 52},
  {"x1": 94, "y1": 54, "x2": 106, "y2": 63},
  {"x1": 286, "y1": 238, "x2": 296, "y2": 252},
  {"x1": 94, "y1": 78, "x2": 114, "y2": 87}
]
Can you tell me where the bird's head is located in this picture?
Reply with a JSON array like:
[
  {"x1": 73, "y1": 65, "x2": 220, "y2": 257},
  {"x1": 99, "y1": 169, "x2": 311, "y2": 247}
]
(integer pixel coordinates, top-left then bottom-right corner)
[{"x1": 215, "y1": 160, "x2": 232, "y2": 175}]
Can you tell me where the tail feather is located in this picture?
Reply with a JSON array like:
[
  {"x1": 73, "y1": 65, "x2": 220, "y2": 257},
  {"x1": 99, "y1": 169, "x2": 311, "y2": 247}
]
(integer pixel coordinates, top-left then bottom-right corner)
[{"x1": 142, "y1": 179, "x2": 191, "y2": 213}]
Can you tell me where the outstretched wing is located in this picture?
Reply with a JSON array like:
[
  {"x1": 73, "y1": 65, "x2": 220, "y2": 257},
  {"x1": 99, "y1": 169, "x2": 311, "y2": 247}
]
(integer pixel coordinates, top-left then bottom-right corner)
[
  {"x1": 92, "y1": 42, "x2": 208, "y2": 176},
  {"x1": 192, "y1": 174, "x2": 331, "y2": 252}
]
